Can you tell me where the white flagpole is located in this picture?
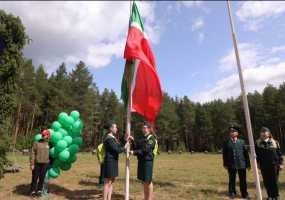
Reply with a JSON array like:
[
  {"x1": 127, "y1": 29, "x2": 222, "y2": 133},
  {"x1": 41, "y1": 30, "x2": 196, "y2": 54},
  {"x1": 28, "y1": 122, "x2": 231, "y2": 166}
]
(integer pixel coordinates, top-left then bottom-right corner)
[
  {"x1": 124, "y1": 2, "x2": 133, "y2": 200},
  {"x1": 226, "y1": 1, "x2": 262, "y2": 199},
  {"x1": 124, "y1": 83, "x2": 131, "y2": 200}
]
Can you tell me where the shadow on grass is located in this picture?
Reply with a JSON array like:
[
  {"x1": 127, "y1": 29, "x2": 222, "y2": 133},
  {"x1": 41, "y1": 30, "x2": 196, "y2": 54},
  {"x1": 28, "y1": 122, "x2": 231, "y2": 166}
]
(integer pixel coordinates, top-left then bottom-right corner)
[
  {"x1": 200, "y1": 188, "x2": 228, "y2": 196},
  {"x1": 79, "y1": 179, "x2": 101, "y2": 187},
  {"x1": 154, "y1": 180, "x2": 176, "y2": 188},
  {"x1": 79, "y1": 176, "x2": 176, "y2": 188},
  {"x1": 13, "y1": 183, "x2": 125, "y2": 200}
]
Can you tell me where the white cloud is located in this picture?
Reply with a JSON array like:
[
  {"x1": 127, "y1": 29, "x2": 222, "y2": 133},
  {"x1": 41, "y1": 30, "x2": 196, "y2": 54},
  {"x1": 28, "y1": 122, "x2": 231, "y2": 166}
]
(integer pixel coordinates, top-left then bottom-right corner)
[
  {"x1": 192, "y1": 18, "x2": 204, "y2": 31},
  {"x1": 174, "y1": 1, "x2": 206, "y2": 13},
  {"x1": 0, "y1": 1, "x2": 160, "y2": 71},
  {"x1": 219, "y1": 43, "x2": 264, "y2": 71},
  {"x1": 198, "y1": 32, "x2": 205, "y2": 43},
  {"x1": 192, "y1": 63, "x2": 285, "y2": 103},
  {"x1": 191, "y1": 18, "x2": 205, "y2": 44},
  {"x1": 236, "y1": 2, "x2": 285, "y2": 31},
  {"x1": 271, "y1": 45, "x2": 285, "y2": 54},
  {"x1": 192, "y1": 43, "x2": 285, "y2": 102},
  {"x1": 180, "y1": 1, "x2": 203, "y2": 8}
]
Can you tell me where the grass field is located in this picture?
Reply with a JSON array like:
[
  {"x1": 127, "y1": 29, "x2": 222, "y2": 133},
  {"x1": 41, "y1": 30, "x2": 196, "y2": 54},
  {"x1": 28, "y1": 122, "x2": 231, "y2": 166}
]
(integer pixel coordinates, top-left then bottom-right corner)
[{"x1": 0, "y1": 153, "x2": 284, "y2": 200}]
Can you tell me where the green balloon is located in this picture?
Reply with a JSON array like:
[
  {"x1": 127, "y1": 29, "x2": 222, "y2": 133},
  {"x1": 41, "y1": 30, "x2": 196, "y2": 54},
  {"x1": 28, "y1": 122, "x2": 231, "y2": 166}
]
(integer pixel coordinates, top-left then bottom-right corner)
[
  {"x1": 63, "y1": 136, "x2": 73, "y2": 145},
  {"x1": 60, "y1": 162, "x2": 72, "y2": 171},
  {"x1": 78, "y1": 119, "x2": 84, "y2": 129},
  {"x1": 71, "y1": 129, "x2": 81, "y2": 138},
  {"x1": 59, "y1": 149, "x2": 70, "y2": 162},
  {"x1": 49, "y1": 147, "x2": 58, "y2": 158},
  {"x1": 56, "y1": 140, "x2": 68, "y2": 152},
  {"x1": 51, "y1": 131, "x2": 63, "y2": 145},
  {"x1": 66, "y1": 125, "x2": 73, "y2": 133},
  {"x1": 59, "y1": 128, "x2": 68, "y2": 137},
  {"x1": 70, "y1": 110, "x2": 80, "y2": 121},
  {"x1": 58, "y1": 112, "x2": 68, "y2": 123},
  {"x1": 52, "y1": 159, "x2": 62, "y2": 167},
  {"x1": 72, "y1": 121, "x2": 82, "y2": 134},
  {"x1": 60, "y1": 115, "x2": 74, "y2": 128},
  {"x1": 72, "y1": 137, "x2": 83, "y2": 146},
  {"x1": 67, "y1": 154, "x2": 77, "y2": 163},
  {"x1": 52, "y1": 121, "x2": 62, "y2": 131},
  {"x1": 48, "y1": 167, "x2": 60, "y2": 178},
  {"x1": 34, "y1": 134, "x2": 42, "y2": 142},
  {"x1": 67, "y1": 116, "x2": 75, "y2": 126},
  {"x1": 68, "y1": 144, "x2": 79, "y2": 155}
]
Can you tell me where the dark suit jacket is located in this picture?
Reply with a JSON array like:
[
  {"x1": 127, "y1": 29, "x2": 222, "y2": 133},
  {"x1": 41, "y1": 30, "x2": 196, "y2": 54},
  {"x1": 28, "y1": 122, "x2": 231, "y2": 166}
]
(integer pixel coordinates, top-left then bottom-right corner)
[{"x1": 223, "y1": 138, "x2": 250, "y2": 169}]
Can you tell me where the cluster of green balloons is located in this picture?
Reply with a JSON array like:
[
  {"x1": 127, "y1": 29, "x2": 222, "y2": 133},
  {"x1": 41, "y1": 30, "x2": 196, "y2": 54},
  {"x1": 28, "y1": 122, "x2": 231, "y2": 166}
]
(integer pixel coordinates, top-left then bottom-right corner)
[{"x1": 33, "y1": 110, "x2": 84, "y2": 179}]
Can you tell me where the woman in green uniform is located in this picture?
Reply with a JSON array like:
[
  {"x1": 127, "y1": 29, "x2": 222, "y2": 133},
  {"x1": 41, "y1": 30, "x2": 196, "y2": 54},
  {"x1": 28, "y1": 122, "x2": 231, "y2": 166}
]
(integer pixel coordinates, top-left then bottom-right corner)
[
  {"x1": 130, "y1": 122, "x2": 157, "y2": 200},
  {"x1": 256, "y1": 127, "x2": 283, "y2": 200},
  {"x1": 103, "y1": 122, "x2": 128, "y2": 200}
]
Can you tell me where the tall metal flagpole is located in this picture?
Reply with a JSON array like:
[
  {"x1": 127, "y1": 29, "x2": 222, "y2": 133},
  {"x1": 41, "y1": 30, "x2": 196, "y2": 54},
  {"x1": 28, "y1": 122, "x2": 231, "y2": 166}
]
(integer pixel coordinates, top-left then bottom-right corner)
[
  {"x1": 226, "y1": 1, "x2": 262, "y2": 199},
  {"x1": 124, "y1": 2, "x2": 133, "y2": 200}
]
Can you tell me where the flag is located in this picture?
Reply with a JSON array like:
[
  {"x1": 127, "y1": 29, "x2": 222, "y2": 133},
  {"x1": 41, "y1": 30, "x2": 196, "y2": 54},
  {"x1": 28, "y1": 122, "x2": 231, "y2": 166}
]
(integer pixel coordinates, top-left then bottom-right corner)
[{"x1": 121, "y1": 2, "x2": 163, "y2": 126}]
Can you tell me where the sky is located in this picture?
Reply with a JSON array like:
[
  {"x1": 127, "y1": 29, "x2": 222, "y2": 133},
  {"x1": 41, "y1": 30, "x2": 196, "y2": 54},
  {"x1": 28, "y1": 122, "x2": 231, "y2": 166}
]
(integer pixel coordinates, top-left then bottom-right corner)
[{"x1": 1, "y1": 1, "x2": 285, "y2": 103}]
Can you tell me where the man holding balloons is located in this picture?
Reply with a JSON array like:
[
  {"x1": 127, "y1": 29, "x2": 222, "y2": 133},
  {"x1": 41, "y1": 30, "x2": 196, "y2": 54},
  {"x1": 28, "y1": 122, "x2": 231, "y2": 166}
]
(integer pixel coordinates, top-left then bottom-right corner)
[
  {"x1": 30, "y1": 129, "x2": 51, "y2": 196},
  {"x1": 30, "y1": 110, "x2": 84, "y2": 196}
]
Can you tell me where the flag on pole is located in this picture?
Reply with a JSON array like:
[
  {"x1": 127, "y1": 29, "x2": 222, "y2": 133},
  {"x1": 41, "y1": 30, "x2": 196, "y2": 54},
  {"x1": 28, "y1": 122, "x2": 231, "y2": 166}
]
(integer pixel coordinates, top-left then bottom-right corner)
[{"x1": 121, "y1": 2, "x2": 163, "y2": 126}]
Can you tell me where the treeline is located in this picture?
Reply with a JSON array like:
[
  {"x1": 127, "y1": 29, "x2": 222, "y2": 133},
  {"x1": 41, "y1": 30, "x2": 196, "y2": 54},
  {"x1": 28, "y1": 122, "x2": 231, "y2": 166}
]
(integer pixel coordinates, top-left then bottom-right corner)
[
  {"x1": 3, "y1": 58, "x2": 285, "y2": 154},
  {"x1": 1, "y1": 9, "x2": 285, "y2": 161}
]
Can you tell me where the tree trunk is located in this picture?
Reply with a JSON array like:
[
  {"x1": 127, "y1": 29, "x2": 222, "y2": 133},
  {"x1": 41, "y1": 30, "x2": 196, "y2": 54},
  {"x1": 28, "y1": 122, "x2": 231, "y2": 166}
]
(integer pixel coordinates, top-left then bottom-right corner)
[
  {"x1": 13, "y1": 101, "x2": 22, "y2": 153},
  {"x1": 29, "y1": 103, "x2": 37, "y2": 136}
]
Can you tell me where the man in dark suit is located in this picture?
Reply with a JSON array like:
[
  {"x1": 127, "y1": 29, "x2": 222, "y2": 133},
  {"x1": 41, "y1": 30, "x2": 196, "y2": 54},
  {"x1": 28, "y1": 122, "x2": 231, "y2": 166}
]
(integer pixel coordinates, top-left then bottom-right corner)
[{"x1": 223, "y1": 125, "x2": 251, "y2": 199}]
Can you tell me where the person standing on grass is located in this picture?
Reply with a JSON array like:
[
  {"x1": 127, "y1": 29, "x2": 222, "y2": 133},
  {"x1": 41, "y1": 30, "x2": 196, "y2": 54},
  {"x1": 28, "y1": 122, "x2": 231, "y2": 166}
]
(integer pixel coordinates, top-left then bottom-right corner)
[
  {"x1": 222, "y1": 125, "x2": 250, "y2": 199},
  {"x1": 103, "y1": 122, "x2": 129, "y2": 200},
  {"x1": 30, "y1": 129, "x2": 50, "y2": 197},
  {"x1": 256, "y1": 127, "x2": 283, "y2": 200},
  {"x1": 129, "y1": 122, "x2": 157, "y2": 200},
  {"x1": 97, "y1": 129, "x2": 107, "y2": 187}
]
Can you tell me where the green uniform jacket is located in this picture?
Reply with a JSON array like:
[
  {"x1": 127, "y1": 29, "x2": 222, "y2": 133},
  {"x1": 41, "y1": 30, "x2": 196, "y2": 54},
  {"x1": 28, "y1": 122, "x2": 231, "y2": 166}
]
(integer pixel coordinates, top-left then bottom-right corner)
[
  {"x1": 103, "y1": 134, "x2": 125, "y2": 178},
  {"x1": 132, "y1": 134, "x2": 156, "y2": 182},
  {"x1": 223, "y1": 139, "x2": 250, "y2": 169}
]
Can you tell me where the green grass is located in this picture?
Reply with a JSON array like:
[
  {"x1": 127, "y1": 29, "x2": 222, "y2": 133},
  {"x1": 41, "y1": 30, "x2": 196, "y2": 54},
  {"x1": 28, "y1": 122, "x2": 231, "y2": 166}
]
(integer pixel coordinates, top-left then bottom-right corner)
[{"x1": 0, "y1": 153, "x2": 284, "y2": 199}]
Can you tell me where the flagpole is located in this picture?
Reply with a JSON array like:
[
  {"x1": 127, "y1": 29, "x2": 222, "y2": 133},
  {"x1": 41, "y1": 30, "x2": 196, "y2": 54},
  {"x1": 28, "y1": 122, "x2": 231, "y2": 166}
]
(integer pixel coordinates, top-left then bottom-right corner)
[
  {"x1": 226, "y1": 1, "x2": 262, "y2": 199},
  {"x1": 124, "y1": 2, "x2": 133, "y2": 200},
  {"x1": 124, "y1": 78, "x2": 131, "y2": 200}
]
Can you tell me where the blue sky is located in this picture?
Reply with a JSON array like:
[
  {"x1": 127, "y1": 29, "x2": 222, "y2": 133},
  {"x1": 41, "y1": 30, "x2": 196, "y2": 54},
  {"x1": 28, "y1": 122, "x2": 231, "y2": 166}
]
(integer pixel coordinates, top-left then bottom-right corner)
[{"x1": 1, "y1": 1, "x2": 285, "y2": 102}]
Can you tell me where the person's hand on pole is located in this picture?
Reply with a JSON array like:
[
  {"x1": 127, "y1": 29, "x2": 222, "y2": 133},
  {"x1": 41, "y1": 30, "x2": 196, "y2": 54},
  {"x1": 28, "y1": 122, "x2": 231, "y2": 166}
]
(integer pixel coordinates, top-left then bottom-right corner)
[
  {"x1": 127, "y1": 135, "x2": 134, "y2": 141},
  {"x1": 124, "y1": 142, "x2": 130, "y2": 150}
]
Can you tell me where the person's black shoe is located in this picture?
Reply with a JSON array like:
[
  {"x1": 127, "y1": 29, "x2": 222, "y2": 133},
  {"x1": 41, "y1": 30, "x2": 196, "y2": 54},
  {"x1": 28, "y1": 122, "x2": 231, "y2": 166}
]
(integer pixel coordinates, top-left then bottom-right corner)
[
  {"x1": 229, "y1": 193, "x2": 236, "y2": 199},
  {"x1": 36, "y1": 190, "x2": 43, "y2": 196},
  {"x1": 30, "y1": 191, "x2": 37, "y2": 196}
]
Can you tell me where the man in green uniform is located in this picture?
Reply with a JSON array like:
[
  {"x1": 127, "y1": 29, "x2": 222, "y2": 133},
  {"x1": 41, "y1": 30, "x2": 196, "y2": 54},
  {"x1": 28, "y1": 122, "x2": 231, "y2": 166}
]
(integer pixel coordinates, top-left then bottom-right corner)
[
  {"x1": 223, "y1": 125, "x2": 250, "y2": 199},
  {"x1": 256, "y1": 127, "x2": 283, "y2": 200}
]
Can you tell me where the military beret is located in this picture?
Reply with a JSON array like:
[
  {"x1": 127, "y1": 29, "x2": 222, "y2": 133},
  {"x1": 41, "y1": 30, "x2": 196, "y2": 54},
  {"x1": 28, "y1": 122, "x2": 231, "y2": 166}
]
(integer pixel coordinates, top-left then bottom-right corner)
[
  {"x1": 260, "y1": 126, "x2": 270, "y2": 133},
  {"x1": 143, "y1": 121, "x2": 151, "y2": 128},
  {"x1": 229, "y1": 124, "x2": 240, "y2": 133}
]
